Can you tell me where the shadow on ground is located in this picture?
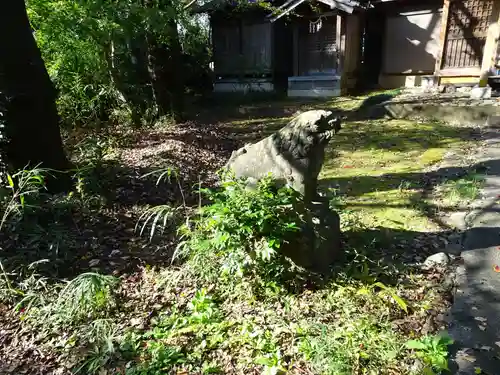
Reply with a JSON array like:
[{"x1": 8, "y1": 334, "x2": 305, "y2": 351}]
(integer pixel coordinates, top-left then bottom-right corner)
[
  {"x1": 1, "y1": 92, "x2": 488, "y2": 281},
  {"x1": 188, "y1": 91, "x2": 400, "y2": 127},
  {"x1": 446, "y1": 225, "x2": 500, "y2": 374},
  {"x1": 321, "y1": 161, "x2": 490, "y2": 198},
  {"x1": 1, "y1": 122, "x2": 237, "y2": 279}
]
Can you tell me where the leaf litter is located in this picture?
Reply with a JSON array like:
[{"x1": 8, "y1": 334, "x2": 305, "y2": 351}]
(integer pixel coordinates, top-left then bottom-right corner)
[{"x1": 0, "y1": 99, "x2": 480, "y2": 374}]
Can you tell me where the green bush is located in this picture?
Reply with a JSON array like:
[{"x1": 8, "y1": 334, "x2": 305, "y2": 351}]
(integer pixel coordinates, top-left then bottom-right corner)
[
  {"x1": 175, "y1": 175, "x2": 304, "y2": 289},
  {"x1": 1, "y1": 166, "x2": 47, "y2": 229},
  {"x1": 27, "y1": 0, "x2": 212, "y2": 127},
  {"x1": 405, "y1": 334, "x2": 454, "y2": 374}
]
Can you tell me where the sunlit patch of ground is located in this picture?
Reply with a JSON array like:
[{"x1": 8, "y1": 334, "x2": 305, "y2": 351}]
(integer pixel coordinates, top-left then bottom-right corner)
[
  {"x1": 320, "y1": 117, "x2": 476, "y2": 232},
  {"x1": 224, "y1": 93, "x2": 479, "y2": 234}
]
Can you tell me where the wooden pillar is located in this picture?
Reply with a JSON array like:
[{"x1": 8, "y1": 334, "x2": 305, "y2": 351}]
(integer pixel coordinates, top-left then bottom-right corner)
[
  {"x1": 336, "y1": 13, "x2": 344, "y2": 74},
  {"x1": 341, "y1": 13, "x2": 361, "y2": 94},
  {"x1": 293, "y1": 23, "x2": 299, "y2": 76},
  {"x1": 434, "y1": 0, "x2": 450, "y2": 81},
  {"x1": 479, "y1": 0, "x2": 500, "y2": 85}
]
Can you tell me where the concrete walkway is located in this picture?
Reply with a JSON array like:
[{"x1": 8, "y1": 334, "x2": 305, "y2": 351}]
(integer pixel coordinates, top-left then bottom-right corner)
[{"x1": 449, "y1": 129, "x2": 500, "y2": 375}]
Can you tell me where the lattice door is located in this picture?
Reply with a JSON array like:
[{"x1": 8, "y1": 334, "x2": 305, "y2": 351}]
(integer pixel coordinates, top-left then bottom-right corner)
[
  {"x1": 298, "y1": 16, "x2": 337, "y2": 75},
  {"x1": 442, "y1": 0, "x2": 494, "y2": 68}
]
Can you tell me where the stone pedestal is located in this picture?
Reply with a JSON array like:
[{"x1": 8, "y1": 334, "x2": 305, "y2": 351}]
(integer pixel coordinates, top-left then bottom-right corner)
[
  {"x1": 287, "y1": 75, "x2": 341, "y2": 98},
  {"x1": 213, "y1": 78, "x2": 274, "y2": 94},
  {"x1": 280, "y1": 200, "x2": 342, "y2": 274}
]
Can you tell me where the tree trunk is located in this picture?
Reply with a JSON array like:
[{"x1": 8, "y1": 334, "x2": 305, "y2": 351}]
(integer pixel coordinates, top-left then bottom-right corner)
[
  {"x1": 0, "y1": 0, "x2": 71, "y2": 192},
  {"x1": 145, "y1": 5, "x2": 184, "y2": 123},
  {"x1": 105, "y1": 37, "x2": 142, "y2": 125},
  {"x1": 166, "y1": 18, "x2": 185, "y2": 122}
]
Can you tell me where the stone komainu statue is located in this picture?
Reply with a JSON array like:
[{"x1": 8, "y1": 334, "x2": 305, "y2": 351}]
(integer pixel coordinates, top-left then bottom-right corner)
[
  {"x1": 224, "y1": 110, "x2": 342, "y2": 203},
  {"x1": 224, "y1": 110, "x2": 343, "y2": 274}
]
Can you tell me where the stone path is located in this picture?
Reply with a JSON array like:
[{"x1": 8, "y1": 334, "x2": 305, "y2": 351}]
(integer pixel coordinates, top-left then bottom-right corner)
[{"x1": 448, "y1": 128, "x2": 500, "y2": 375}]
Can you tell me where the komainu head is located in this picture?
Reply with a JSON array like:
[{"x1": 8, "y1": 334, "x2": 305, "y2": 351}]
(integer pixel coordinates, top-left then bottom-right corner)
[{"x1": 281, "y1": 109, "x2": 342, "y2": 147}]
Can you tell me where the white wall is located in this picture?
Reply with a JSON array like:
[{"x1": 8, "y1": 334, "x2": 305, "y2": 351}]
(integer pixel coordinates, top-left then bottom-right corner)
[{"x1": 382, "y1": 8, "x2": 442, "y2": 74}]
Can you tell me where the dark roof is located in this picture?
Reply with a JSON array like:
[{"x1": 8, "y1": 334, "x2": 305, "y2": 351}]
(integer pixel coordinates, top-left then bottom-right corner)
[
  {"x1": 268, "y1": 0, "x2": 363, "y2": 22},
  {"x1": 190, "y1": 0, "x2": 278, "y2": 13},
  {"x1": 190, "y1": 0, "x2": 368, "y2": 17}
]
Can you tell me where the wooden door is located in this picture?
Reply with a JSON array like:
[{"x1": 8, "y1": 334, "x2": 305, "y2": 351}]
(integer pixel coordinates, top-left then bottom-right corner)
[
  {"x1": 297, "y1": 16, "x2": 338, "y2": 75},
  {"x1": 442, "y1": 0, "x2": 494, "y2": 68}
]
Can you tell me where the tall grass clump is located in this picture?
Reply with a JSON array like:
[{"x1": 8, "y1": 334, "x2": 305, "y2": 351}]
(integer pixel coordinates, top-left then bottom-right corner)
[
  {"x1": 1, "y1": 165, "x2": 47, "y2": 229},
  {"x1": 0, "y1": 166, "x2": 48, "y2": 302},
  {"x1": 56, "y1": 272, "x2": 120, "y2": 321}
]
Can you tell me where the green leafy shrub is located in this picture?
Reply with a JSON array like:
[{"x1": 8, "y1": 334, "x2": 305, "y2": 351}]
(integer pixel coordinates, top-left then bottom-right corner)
[
  {"x1": 16, "y1": 273, "x2": 120, "y2": 354},
  {"x1": 127, "y1": 343, "x2": 185, "y2": 375},
  {"x1": 28, "y1": 0, "x2": 116, "y2": 127},
  {"x1": 69, "y1": 134, "x2": 119, "y2": 199},
  {"x1": 0, "y1": 167, "x2": 48, "y2": 303},
  {"x1": 136, "y1": 167, "x2": 187, "y2": 240},
  {"x1": 175, "y1": 175, "x2": 304, "y2": 288},
  {"x1": 27, "y1": 0, "x2": 212, "y2": 127},
  {"x1": 405, "y1": 334, "x2": 454, "y2": 374},
  {"x1": 436, "y1": 173, "x2": 484, "y2": 206}
]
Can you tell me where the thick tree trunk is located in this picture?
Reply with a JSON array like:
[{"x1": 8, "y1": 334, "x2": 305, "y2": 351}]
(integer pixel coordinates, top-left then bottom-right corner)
[{"x1": 0, "y1": 0, "x2": 71, "y2": 192}]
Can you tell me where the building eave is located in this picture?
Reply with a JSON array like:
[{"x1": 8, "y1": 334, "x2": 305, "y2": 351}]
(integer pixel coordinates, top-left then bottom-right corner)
[{"x1": 267, "y1": 0, "x2": 365, "y2": 22}]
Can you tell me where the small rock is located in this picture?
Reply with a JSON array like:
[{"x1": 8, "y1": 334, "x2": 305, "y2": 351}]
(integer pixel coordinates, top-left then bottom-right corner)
[
  {"x1": 88, "y1": 259, "x2": 100, "y2": 267},
  {"x1": 462, "y1": 354, "x2": 477, "y2": 363},
  {"x1": 443, "y1": 85, "x2": 456, "y2": 93},
  {"x1": 410, "y1": 359, "x2": 424, "y2": 373},
  {"x1": 130, "y1": 317, "x2": 144, "y2": 329},
  {"x1": 457, "y1": 86, "x2": 472, "y2": 93},
  {"x1": 447, "y1": 212, "x2": 467, "y2": 230},
  {"x1": 423, "y1": 252, "x2": 450, "y2": 267},
  {"x1": 442, "y1": 273, "x2": 455, "y2": 290},
  {"x1": 481, "y1": 99, "x2": 495, "y2": 105},
  {"x1": 470, "y1": 86, "x2": 492, "y2": 99},
  {"x1": 421, "y1": 317, "x2": 436, "y2": 335}
]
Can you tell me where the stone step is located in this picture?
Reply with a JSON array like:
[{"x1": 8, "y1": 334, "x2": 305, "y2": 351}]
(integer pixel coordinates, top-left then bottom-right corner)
[{"x1": 374, "y1": 97, "x2": 500, "y2": 127}]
